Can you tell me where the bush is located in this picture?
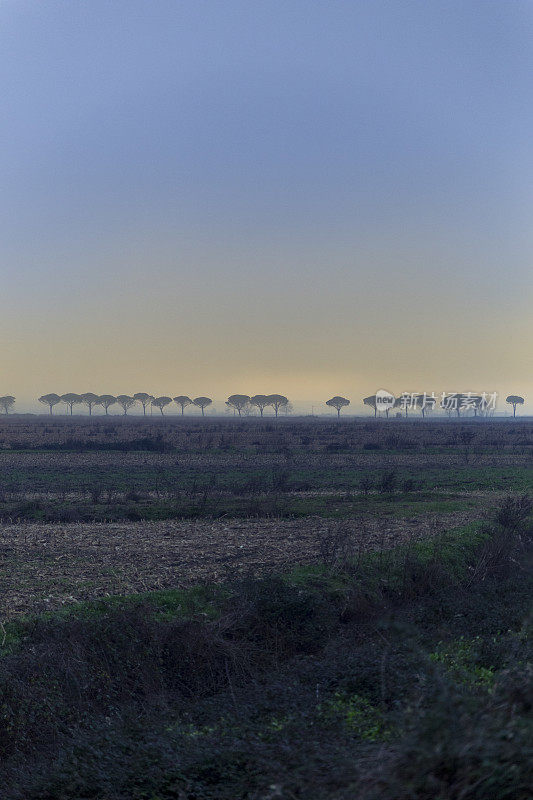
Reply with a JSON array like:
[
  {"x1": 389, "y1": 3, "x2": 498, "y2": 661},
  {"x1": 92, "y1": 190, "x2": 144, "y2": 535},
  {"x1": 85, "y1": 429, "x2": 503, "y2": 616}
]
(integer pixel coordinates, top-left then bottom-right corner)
[
  {"x1": 271, "y1": 468, "x2": 290, "y2": 492},
  {"x1": 379, "y1": 470, "x2": 397, "y2": 495},
  {"x1": 363, "y1": 664, "x2": 533, "y2": 800},
  {"x1": 401, "y1": 478, "x2": 418, "y2": 493},
  {"x1": 495, "y1": 493, "x2": 532, "y2": 531},
  {"x1": 359, "y1": 475, "x2": 373, "y2": 495},
  {"x1": 229, "y1": 575, "x2": 340, "y2": 656},
  {"x1": 0, "y1": 605, "x2": 257, "y2": 759}
]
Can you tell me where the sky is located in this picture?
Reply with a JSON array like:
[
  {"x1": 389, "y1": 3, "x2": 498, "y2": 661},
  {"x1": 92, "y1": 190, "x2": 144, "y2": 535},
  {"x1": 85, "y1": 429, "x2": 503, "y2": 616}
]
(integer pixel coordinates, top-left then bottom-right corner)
[{"x1": 1, "y1": 0, "x2": 532, "y2": 414}]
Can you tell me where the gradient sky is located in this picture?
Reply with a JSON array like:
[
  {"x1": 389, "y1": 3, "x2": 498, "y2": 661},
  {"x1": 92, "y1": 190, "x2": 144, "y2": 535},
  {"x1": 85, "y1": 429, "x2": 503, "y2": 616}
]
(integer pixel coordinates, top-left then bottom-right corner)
[{"x1": 1, "y1": 1, "x2": 532, "y2": 413}]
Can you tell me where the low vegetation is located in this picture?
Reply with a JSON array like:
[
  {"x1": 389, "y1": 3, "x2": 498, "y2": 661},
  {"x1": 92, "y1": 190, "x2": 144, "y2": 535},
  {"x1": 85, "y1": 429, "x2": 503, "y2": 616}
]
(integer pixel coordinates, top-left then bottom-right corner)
[
  {"x1": 0, "y1": 418, "x2": 530, "y2": 797},
  {"x1": 0, "y1": 495, "x2": 531, "y2": 799},
  {"x1": 0, "y1": 417, "x2": 532, "y2": 524}
]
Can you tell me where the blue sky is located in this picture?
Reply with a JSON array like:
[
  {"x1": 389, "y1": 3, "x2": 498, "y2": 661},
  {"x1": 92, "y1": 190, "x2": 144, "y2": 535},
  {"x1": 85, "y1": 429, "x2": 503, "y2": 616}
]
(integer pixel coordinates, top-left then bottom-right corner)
[{"x1": 1, "y1": 1, "x2": 532, "y2": 412}]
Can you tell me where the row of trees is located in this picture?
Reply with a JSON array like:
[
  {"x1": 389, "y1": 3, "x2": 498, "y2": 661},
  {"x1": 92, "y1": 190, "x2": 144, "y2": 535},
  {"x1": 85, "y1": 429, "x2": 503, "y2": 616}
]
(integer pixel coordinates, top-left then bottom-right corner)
[
  {"x1": 38, "y1": 393, "x2": 214, "y2": 416},
  {"x1": 35, "y1": 393, "x2": 291, "y2": 417},
  {"x1": 325, "y1": 394, "x2": 526, "y2": 418},
  {"x1": 0, "y1": 393, "x2": 526, "y2": 417},
  {"x1": 225, "y1": 395, "x2": 289, "y2": 417}
]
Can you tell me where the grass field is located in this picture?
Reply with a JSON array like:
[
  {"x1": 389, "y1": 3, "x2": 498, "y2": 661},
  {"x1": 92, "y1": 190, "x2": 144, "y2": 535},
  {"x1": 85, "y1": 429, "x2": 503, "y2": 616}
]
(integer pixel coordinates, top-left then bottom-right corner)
[{"x1": 0, "y1": 417, "x2": 531, "y2": 527}]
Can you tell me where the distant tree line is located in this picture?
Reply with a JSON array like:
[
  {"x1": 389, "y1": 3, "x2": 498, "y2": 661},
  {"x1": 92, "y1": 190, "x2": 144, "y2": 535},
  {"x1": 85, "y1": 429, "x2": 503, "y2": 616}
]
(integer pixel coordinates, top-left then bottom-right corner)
[
  {"x1": 325, "y1": 393, "x2": 526, "y2": 418},
  {"x1": 0, "y1": 391, "x2": 526, "y2": 417},
  {"x1": 225, "y1": 395, "x2": 290, "y2": 417},
  {"x1": 37, "y1": 393, "x2": 215, "y2": 416},
  {"x1": 34, "y1": 393, "x2": 291, "y2": 417}
]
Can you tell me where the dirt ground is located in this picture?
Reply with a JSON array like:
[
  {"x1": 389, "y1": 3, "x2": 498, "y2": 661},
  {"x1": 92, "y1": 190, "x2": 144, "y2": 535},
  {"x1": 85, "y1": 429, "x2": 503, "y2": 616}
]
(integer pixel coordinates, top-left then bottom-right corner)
[{"x1": 0, "y1": 508, "x2": 488, "y2": 618}]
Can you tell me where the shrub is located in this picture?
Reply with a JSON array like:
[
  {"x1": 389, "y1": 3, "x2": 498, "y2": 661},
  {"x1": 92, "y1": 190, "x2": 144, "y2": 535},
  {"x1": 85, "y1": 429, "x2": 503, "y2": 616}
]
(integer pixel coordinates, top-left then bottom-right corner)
[
  {"x1": 359, "y1": 476, "x2": 373, "y2": 495},
  {"x1": 0, "y1": 605, "x2": 258, "y2": 759},
  {"x1": 379, "y1": 470, "x2": 397, "y2": 495},
  {"x1": 271, "y1": 468, "x2": 290, "y2": 492},
  {"x1": 363, "y1": 664, "x2": 533, "y2": 800},
  {"x1": 228, "y1": 575, "x2": 340, "y2": 656}
]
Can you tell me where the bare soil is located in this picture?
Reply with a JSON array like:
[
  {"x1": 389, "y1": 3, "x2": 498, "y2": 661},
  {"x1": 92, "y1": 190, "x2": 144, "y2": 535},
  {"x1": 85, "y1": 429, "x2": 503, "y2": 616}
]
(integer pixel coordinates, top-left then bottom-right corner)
[{"x1": 0, "y1": 508, "x2": 487, "y2": 618}]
